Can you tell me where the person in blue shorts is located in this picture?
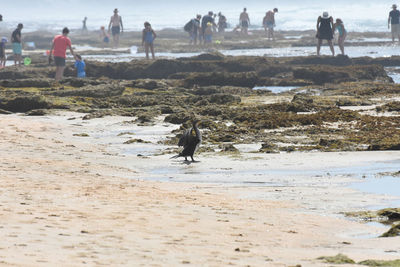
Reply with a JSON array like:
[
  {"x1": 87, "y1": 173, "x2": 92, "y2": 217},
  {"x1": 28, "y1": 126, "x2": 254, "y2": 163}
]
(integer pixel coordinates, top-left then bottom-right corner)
[
  {"x1": 11, "y1": 23, "x2": 23, "y2": 66},
  {"x1": 74, "y1": 54, "x2": 86, "y2": 78},
  {"x1": 142, "y1": 22, "x2": 157, "y2": 59},
  {"x1": 204, "y1": 22, "x2": 213, "y2": 44},
  {"x1": 100, "y1": 26, "x2": 110, "y2": 48}
]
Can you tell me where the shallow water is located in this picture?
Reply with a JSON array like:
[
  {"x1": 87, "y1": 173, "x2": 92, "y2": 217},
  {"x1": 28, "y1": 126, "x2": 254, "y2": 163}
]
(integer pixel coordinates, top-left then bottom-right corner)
[
  {"x1": 347, "y1": 38, "x2": 393, "y2": 43},
  {"x1": 386, "y1": 66, "x2": 400, "y2": 84},
  {"x1": 253, "y1": 86, "x2": 300, "y2": 93}
]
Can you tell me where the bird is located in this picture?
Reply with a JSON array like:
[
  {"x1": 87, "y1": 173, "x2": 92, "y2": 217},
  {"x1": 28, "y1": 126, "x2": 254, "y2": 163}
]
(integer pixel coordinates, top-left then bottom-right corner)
[{"x1": 171, "y1": 120, "x2": 202, "y2": 162}]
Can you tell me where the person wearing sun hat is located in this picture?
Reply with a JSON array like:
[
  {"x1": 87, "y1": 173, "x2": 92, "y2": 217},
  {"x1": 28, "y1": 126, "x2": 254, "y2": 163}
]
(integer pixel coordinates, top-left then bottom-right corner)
[
  {"x1": 316, "y1": 11, "x2": 334, "y2": 56},
  {"x1": 204, "y1": 22, "x2": 213, "y2": 44},
  {"x1": 388, "y1": 4, "x2": 400, "y2": 42},
  {"x1": 108, "y1": 8, "x2": 123, "y2": 48}
]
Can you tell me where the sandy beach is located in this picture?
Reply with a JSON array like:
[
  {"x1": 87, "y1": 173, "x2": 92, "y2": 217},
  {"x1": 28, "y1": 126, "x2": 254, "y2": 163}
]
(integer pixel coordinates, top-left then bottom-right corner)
[{"x1": 0, "y1": 112, "x2": 399, "y2": 266}]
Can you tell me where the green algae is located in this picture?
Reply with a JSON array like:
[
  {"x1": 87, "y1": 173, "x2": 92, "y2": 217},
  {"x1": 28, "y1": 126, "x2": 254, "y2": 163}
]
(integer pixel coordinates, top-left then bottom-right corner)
[
  {"x1": 359, "y1": 259, "x2": 400, "y2": 266},
  {"x1": 380, "y1": 223, "x2": 400, "y2": 237},
  {"x1": 73, "y1": 133, "x2": 89, "y2": 137},
  {"x1": 123, "y1": 139, "x2": 151, "y2": 144},
  {"x1": 317, "y1": 254, "x2": 355, "y2": 264}
]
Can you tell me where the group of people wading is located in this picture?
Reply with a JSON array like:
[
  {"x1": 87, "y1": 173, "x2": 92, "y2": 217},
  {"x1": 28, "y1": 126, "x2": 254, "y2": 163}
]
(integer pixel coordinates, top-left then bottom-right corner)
[{"x1": 185, "y1": 7, "x2": 279, "y2": 45}]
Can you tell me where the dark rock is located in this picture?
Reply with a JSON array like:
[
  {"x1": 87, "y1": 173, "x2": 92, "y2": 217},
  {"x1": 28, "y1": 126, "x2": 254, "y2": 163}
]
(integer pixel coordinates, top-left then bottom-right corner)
[
  {"x1": 26, "y1": 109, "x2": 48, "y2": 116},
  {"x1": 377, "y1": 208, "x2": 400, "y2": 222},
  {"x1": 51, "y1": 84, "x2": 125, "y2": 98},
  {"x1": 136, "y1": 113, "x2": 154, "y2": 123},
  {"x1": 289, "y1": 55, "x2": 353, "y2": 66},
  {"x1": 0, "y1": 78, "x2": 52, "y2": 88},
  {"x1": 0, "y1": 109, "x2": 13, "y2": 114},
  {"x1": 0, "y1": 96, "x2": 50, "y2": 112},
  {"x1": 209, "y1": 94, "x2": 241, "y2": 105},
  {"x1": 288, "y1": 94, "x2": 315, "y2": 112},
  {"x1": 160, "y1": 105, "x2": 174, "y2": 114},
  {"x1": 319, "y1": 138, "x2": 343, "y2": 147},
  {"x1": 293, "y1": 65, "x2": 387, "y2": 85},
  {"x1": 293, "y1": 67, "x2": 352, "y2": 85},
  {"x1": 368, "y1": 143, "x2": 400, "y2": 151},
  {"x1": 183, "y1": 72, "x2": 259, "y2": 88},
  {"x1": 259, "y1": 142, "x2": 279, "y2": 153},
  {"x1": 164, "y1": 112, "x2": 192, "y2": 124},
  {"x1": 380, "y1": 223, "x2": 400, "y2": 237},
  {"x1": 219, "y1": 144, "x2": 239, "y2": 152},
  {"x1": 187, "y1": 52, "x2": 225, "y2": 61}
]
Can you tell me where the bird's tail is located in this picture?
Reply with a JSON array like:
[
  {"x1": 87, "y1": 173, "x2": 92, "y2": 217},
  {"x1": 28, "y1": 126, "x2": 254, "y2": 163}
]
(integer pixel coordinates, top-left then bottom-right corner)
[{"x1": 170, "y1": 154, "x2": 181, "y2": 159}]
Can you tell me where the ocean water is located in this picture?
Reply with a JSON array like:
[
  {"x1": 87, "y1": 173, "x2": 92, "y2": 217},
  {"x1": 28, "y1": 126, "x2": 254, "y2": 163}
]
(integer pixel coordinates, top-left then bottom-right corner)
[{"x1": 0, "y1": 0, "x2": 395, "y2": 32}]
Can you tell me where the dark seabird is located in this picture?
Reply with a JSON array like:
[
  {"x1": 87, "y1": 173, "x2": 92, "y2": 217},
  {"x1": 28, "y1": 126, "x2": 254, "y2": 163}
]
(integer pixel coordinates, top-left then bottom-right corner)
[{"x1": 171, "y1": 120, "x2": 202, "y2": 162}]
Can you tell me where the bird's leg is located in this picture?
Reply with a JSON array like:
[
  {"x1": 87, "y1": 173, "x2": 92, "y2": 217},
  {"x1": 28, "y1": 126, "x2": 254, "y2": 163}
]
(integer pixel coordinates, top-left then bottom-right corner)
[
  {"x1": 191, "y1": 156, "x2": 195, "y2": 162},
  {"x1": 184, "y1": 157, "x2": 188, "y2": 161}
]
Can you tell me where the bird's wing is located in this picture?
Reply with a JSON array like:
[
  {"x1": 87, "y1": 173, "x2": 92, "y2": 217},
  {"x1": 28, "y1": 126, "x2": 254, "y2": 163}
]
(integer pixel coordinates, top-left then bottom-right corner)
[{"x1": 178, "y1": 128, "x2": 191, "y2": 147}]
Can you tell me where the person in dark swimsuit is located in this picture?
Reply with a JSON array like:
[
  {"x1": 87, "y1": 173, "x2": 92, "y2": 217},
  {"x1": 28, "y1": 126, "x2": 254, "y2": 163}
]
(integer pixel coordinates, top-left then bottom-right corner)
[
  {"x1": 142, "y1": 22, "x2": 156, "y2": 59},
  {"x1": 316, "y1": 11, "x2": 335, "y2": 56}
]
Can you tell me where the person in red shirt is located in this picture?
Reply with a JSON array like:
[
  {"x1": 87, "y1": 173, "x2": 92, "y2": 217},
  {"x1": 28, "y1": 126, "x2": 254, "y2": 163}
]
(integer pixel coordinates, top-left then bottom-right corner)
[{"x1": 48, "y1": 27, "x2": 76, "y2": 82}]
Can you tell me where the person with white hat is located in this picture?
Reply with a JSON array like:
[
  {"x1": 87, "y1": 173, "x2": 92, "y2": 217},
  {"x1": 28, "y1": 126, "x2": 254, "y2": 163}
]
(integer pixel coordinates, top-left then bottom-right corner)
[
  {"x1": 388, "y1": 4, "x2": 400, "y2": 42},
  {"x1": 316, "y1": 11, "x2": 334, "y2": 56}
]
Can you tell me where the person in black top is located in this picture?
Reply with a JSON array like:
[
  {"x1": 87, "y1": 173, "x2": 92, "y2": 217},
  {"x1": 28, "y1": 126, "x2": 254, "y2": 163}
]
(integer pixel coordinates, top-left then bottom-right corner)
[
  {"x1": 217, "y1": 12, "x2": 227, "y2": 33},
  {"x1": 316, "y1": 12, "x2": 334, "y2": 56},
  {"x1": 388, "y1": 4, "x2": 400, "y2": 42},
  {"x1": 82, "y1": 17, "x2": 88, "y2": 34},
  {"x1": 201, "y1": 11, "x2": 215, "y2": 44},
  {"x1": 11, "y1": 23, "x2": 23, "y2": 66}
]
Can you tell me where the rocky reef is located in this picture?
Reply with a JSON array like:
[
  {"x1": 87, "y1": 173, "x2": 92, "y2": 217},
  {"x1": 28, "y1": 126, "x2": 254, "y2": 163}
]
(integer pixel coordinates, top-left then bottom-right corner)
[{"x1": 0, "y1": 54, "x2": 399, "y2": 153}]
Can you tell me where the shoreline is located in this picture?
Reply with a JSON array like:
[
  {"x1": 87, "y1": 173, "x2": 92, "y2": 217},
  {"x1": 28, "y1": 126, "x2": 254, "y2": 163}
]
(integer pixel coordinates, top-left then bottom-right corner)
[{"x1": 0, "y1": 112, "x2": 399, "y2": 266}]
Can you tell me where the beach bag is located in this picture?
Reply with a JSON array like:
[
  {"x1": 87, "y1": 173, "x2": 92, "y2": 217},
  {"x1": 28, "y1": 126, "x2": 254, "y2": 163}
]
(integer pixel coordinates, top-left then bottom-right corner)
[{"x1": 184, "y1": 20, "x2": 194, "y2": 32}]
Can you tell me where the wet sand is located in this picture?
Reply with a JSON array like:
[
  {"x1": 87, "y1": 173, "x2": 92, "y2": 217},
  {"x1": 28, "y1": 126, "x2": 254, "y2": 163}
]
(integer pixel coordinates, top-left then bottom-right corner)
[{"x1": 0, "y1": 112, "x2": 399, "y2": 266}]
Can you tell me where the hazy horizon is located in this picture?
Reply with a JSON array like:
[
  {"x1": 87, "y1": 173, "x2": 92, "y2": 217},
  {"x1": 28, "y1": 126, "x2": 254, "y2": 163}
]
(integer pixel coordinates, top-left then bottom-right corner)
[{"x1": 0, "y1": 0, "x2": 397, "y2": 32}]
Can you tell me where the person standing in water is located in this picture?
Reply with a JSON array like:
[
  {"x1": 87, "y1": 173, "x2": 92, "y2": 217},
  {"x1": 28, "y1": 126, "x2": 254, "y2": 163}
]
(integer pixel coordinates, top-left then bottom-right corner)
[
  {"x1": 142, "y1": 22, "x2": 156, "y2": 59},
  {"x1": 11, "y1": 23, "x2": 23, "y2": 66},
  {"x1": 217, "y1": 12, "x2": 227, "y2": 33},
  {"x1": 82, "y1": 17, "x2": 88, "y2": 34},
  {"x1": 48, "y1": 27, "x2": 77, "y2": 82},
  {"x1": 189, "y1": 15, "x2": 201, "y2": 45},
  {"x1": 263, "y1": 8, "x2": 278, "y2": 40},
  {"x1": 333, "y1": 18, "x2": 347, "y2": 55},
  {"x1": 239, "y1": 8, "x2": 250, "y2": 35},
  {"x1": 0, "y1": 37, "x2": 7, "y2": 68},
  {"x1": 201, "y1": 11, "x2": 215, "y2": 44},
  {"x1": 108, "y1": 8, "x2": 123, "y2": 48},
  {"x1": 316, "y1": 12, "x2": 335, "y2": 56},
  {"x1": 388, "y1": 4, "x2": 400, "y2": 43},
  {"x1": 100, "y1": 26, "x2": 110, "y2": 48}
]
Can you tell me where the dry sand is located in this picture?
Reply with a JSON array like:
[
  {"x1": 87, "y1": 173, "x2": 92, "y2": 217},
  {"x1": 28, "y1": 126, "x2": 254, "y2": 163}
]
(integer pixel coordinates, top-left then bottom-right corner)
[{"x1": 0, "y1": 112, "x2": 399, "y2": 266}]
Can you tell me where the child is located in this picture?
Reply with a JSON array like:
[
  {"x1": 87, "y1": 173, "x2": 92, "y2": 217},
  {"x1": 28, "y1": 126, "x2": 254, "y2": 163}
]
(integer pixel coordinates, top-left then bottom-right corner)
[
  {"x1": 333, "y1": 18, "x2": 347, "y2": 55},
  {"x1": 0, "y1": 37, "x2": 7, "y2": 68},
  {"x1": 204, "y1": 22, "x2": 213, "y2": 44},
  {"x1": 74, "y1": 54, "x2": 86, "y2": 78},
  {"x1": 142, "y1": 22, "x2": 156, "y2": 59},
  {"x1": 100, "y1": 26, "x2": 110, "y2": 48}
]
